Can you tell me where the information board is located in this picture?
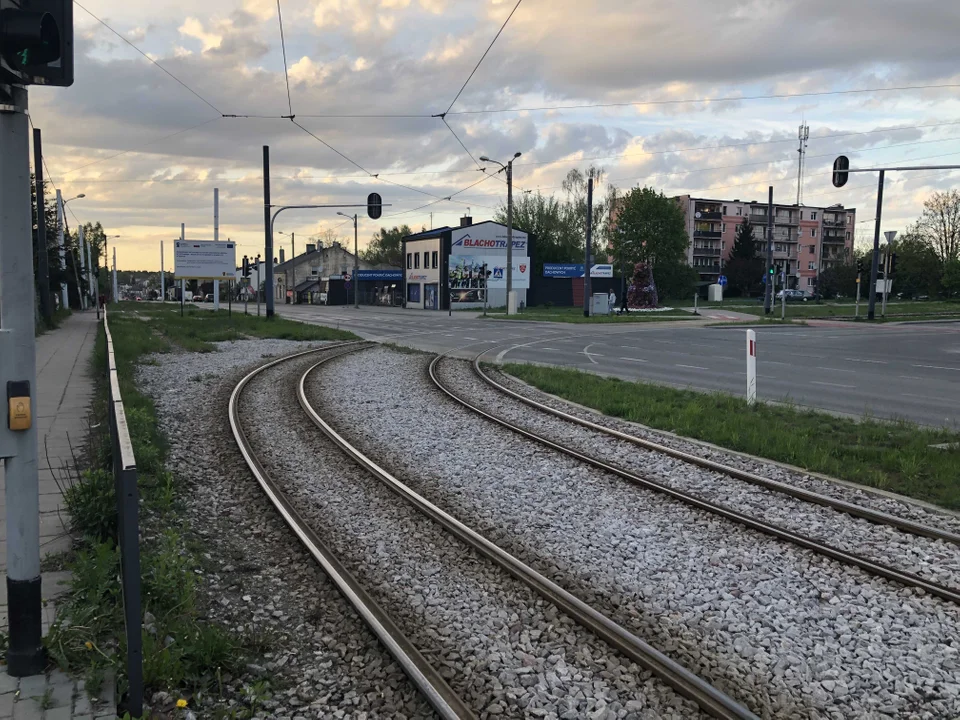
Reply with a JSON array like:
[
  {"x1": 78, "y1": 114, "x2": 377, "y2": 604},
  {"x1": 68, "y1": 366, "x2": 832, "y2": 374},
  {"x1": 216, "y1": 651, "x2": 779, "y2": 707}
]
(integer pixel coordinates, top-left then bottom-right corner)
[{"x1": 174, "y1": 241, "x2": 236, "y2": 280}]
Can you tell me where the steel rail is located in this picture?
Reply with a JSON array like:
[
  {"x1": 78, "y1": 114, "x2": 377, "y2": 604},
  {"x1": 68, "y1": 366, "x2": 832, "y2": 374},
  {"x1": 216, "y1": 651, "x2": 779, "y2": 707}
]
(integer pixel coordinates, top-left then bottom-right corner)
[
  {"x1": 299, "y1": 356, "x2": 760, "y2": 720},
  {"x1": 428, "y1": 355, "x2": 960, "y2": 606},
  {"x1": 229, "y1": 343, "x2": 477, "y2": 720},
  {"x1": 471, "y1": 356, "x2": 960, "y2": 546}
]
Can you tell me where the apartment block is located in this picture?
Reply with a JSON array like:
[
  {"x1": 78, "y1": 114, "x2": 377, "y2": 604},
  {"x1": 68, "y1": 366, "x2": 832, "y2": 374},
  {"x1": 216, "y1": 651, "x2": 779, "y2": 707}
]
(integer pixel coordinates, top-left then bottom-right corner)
[{"x1": 675, "y1": 196, "x2": 856, "y2": 291}]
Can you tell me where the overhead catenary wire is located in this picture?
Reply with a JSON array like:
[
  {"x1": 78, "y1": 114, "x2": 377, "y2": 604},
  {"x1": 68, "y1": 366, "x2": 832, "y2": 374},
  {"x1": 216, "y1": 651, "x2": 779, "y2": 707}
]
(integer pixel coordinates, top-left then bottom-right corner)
[
  {"x1": 276, "y1": 0, "x2": 294, "y2": 117},
  {"x1": 444, "y1": 82, "x2": 960, "y2": 116},
  {"x1": 74, "y1": 0, "x2": 223, "y2": 117}
]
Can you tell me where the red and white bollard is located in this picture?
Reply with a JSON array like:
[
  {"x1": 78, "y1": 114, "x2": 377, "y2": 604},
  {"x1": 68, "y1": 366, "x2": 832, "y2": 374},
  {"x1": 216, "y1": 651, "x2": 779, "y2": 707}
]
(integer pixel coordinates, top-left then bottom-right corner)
[{"x1": 746, "y1": 330, "x2": 757, "y2": 405}]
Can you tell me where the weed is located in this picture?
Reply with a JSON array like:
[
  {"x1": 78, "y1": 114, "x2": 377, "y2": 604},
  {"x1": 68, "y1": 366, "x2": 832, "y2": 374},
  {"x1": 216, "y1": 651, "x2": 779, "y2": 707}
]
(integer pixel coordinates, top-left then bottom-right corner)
[
  {"x1": 63, "y1": 469, "x2": 116, "y2": 542},
  {"x1": 35, "y1": 688, "x2": 54, "y2": 711}
]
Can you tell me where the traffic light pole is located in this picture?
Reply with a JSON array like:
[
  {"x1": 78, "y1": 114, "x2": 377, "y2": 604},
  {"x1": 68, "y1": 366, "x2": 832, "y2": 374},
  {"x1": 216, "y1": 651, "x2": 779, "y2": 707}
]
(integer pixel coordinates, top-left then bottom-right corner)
[
  {"x1": 867, "y1": 171, "x2": 884, "y2": 321},
  {"x1": 763, "y1": 186, "x2": 774, "y2": 314},
  {"x1": 0, "y1": 85, "x2": 46, "y2": 676}
]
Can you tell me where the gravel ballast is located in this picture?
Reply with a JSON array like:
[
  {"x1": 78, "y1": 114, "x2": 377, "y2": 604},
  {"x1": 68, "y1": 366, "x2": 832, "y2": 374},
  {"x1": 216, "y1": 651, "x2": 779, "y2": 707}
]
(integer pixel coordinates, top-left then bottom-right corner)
[
  {"x1": 313, "y1": 347, "x2": 960, "y2": 720},
  {"x1": 241, "y1": 351, "x2": 704, "y2": 720},
  {"x1": 139, "y1": 340, "x2": 433, "y2": 719},
  {"x1": 434, "y1": 360, "x2": 960, "y2": 590},
  {"x1": 490, "y1": 366, "x2": 960, "y2": 534}
]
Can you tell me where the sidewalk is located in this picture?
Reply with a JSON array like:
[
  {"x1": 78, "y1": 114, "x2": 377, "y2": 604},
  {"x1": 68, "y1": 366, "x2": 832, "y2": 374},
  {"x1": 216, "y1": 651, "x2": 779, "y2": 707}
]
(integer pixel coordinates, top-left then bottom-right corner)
[{"x1": 0, "y1": 311, "x2": 115, "y2": 719}]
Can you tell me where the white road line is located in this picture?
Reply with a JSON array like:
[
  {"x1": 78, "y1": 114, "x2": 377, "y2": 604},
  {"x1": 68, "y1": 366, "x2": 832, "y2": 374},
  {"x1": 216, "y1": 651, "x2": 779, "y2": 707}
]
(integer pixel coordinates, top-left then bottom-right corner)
[
  {"x1": 793, "y1": 353, "x2": 826, "y2": 359},
  {"x1": 714, "y1": 356, "x2": 736, "y2": 361},
  {"x1": 810, "y1": 381, "x2": 855, "y2": 388},
  {"x1": 676, "y1": 364, "x2": 708, "y2": 370},
  {"x1": 463, "y1": 336, "x2": 477, "y2": 340},
  {"x1": 912, "y1": 364, "x2": 960, "y2": 372},
  {"x1": 899, "y1": 375, "x2": 923, "y2": 380},
  {"x1": 654, "y1": 340, "x2": 677, "y2": 345},
  {"x1": 846, "y1": 358, "x2": 887, "y2": 364},
  {"x1": 815, "y1": 367, "x2": 856, "y2": 373},
  {"x1": 582, "y1": 343, "x2": 601, "y2": 364},
  {"x1": 900, "y1": 392, "x2": 948, "y2": 402},
  {"x1": 619, "y1": 357, "x2": 648, "y2": 363}
]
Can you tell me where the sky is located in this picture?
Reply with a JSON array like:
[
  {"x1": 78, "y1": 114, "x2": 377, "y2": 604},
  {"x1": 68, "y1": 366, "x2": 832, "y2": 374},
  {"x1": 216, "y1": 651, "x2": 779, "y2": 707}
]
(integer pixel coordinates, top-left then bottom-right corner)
[{"x1": 28, "y1": 0, "x2": 960, "y2": 270}]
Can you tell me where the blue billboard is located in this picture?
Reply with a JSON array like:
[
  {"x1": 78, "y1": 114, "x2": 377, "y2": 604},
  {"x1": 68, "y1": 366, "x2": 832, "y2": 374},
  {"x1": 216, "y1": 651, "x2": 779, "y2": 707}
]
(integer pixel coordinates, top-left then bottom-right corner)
[
  {"x1": 357, "y1": 270, "x2": 402, "y2": 281},
  {"x1": 543, "y1": 263, "x2": 585, "y2": 278}
]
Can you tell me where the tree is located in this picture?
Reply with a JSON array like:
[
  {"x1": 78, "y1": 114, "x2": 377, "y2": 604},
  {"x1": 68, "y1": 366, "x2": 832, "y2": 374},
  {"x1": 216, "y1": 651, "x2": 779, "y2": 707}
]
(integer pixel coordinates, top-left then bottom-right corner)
[
  {"x1": 943, "y1": 259, "x2": 960, "y2": 298},
  {"x1": 360, "y1": 225, "x2": 411, "y2": 267},
  {"x1": 912, "y1": 190, "x2": 960, "y2": 264},
  {"x1": 494, "y1": 192, "x2": 580, "y2": 271},
  {"x1": 611, "y1": 186, "x2": 692, "y2": 298},
  {"x1": 725, "y1": 220, "x2": 763, "y2": 297},
  {"x1": 889, "y1": 232, "x2": 943, "y2": 299}
]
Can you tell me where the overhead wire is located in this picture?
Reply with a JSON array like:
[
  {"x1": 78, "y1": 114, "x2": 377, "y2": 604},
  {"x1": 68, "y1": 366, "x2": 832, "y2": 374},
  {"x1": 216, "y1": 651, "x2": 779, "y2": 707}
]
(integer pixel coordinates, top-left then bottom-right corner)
[
  {"x1": 444, "y1": 82, "x2": 960, "y2": 116},
  {"x1": 276, "y1": 0, "x2": 294, "y2": 117}
]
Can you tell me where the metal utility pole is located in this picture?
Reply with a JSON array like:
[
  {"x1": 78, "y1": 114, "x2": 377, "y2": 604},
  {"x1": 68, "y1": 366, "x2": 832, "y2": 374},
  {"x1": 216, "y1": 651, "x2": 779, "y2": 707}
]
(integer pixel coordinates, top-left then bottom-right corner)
[
  {"x1": 213, "y1": 188, "x2": 220, "y2": 311},
  {"x1": 263, "y1": 146, "x2": 275, "y2": 318},
  {"x1": 337, "y1": 213, "x2": 360, "y2": 308},
  {"x1": 763, "y1": 186, "x2": 774, "y2": 314},
  {"x1": 160, "y1": 240, "x2": 165, "y2": 302},
  {"x1": 506, "y1": 160, "x2": 514, "y2": 313},
  {"x1": 867, "y1": 172, "x2": 884, "y2": 321},
  {"x1": 584, "y1": 177, "x2": 594, "y2": 317},
  {"x1": 1, "y1": 84, "x2": 45, "y2": 676},
  {"x1": 882, "y1": 230, "x2": 896, "y2": 318},
  {"x1": 112, "y1": 248, "x2": 118, "y2": 301},
  {"x1": 80, "y1": 226, "x2": 90, "y2": 308},
  {"x1": 32, "y1": 128, "x2": 51, "y2": 322},
  {"x1": 55, "y1": 190, "x2": 67, "y2": 309},
  {"x1": 180, "y1": 223, "x2": 186, "y2": 316},
  {"x1": 796, "y1": 123, "x2": 809, "y2": 207}
]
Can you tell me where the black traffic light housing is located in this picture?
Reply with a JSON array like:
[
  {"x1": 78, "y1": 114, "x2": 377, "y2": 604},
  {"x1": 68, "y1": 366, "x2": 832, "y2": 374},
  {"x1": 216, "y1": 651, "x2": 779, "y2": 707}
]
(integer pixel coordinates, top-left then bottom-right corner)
[
  {"x1": 0, "y1": 0, "x2": 73, "y2": 87},
  {"x1": 242, "y1": 256, "x2": 249, "y2": 277},
  {"x1": 856, "y1": 259, "x2": 864, "y2": 274},
  {"x1": 832, "y1": 155, "x2": 850, "y2": 188}
]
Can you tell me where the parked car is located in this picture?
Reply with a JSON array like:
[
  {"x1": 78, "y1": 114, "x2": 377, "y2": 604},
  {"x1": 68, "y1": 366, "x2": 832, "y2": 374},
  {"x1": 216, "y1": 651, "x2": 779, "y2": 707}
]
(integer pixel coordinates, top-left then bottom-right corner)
[
  {"x1": 775, "y1": 289, "x2": 810, "y2": 302},
  {"x1": 204, "y1": 294, "x2": 214, "y2": 302}
]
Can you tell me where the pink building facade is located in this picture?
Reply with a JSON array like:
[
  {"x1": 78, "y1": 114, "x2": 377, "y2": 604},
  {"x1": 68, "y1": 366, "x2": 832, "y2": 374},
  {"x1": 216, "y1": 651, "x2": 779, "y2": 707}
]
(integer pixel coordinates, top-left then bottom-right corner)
[{"x1": 675, "y1": 196, "x2": 856, "y2": 291}]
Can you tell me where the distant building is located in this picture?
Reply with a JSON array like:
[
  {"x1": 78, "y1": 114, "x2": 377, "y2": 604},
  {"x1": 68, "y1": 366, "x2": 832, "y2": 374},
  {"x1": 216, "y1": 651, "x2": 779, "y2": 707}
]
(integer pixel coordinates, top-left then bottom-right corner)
[
  {"x1": 272, "y1": 240, "x2": 396, "y2": 305},
  {"x1": 609, "y1": 196, "x2": 856, "y2": 291}
]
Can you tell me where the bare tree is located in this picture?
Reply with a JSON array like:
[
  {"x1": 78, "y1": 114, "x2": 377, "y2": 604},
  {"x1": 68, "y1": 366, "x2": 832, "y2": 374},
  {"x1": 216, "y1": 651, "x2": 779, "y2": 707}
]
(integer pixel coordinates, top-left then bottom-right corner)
[{"x1": 913, "y1": 190, "x2": 960, "y2": 264}]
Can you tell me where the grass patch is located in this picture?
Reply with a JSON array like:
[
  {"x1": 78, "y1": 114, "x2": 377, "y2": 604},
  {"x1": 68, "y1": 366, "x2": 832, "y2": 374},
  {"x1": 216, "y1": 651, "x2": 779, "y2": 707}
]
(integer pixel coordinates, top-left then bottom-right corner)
[
  {"x1": 49, "y1": 304, "x2": 348, "y2": 711},
  {"x1": 727, "y1": 299, "x2": 960, "y2": 320},
  {"x1": 488, "y1": 305, "x2": 695, "y2": 324},
  {"x1": 36, "y1": 307, "x2": 72, "y2": 336},
  {"x1": 501, "y1": 363, "x2": 960, "y2": 510}
]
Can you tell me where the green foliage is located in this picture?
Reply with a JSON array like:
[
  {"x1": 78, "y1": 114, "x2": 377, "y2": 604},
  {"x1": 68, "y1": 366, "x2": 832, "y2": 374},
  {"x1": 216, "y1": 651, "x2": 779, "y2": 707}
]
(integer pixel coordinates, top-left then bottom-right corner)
[
  {"x1": 502, "y1": 363, "x2": 960, "y2": 509},
  {"x1": 611, "y1": 186, "x2": 692, "y2": 299},
  {"x1": 726, "y1": 220, "x2": 764, "y2": 297},
  {"x1": 63, "y1": 469, "x2": 117, "y2": 543},
  {"x1": 360, "y1": 225, "x2": 411, "y2": 267},
  {"x1": 943, "y1": 259, "x2": 960, "y2": 297}
]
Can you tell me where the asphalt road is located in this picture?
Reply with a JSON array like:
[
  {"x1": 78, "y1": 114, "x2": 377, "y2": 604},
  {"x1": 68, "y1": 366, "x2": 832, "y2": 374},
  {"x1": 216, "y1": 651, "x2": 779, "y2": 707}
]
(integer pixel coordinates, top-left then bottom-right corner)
[{"x1": 264, "y1": 303, "x2": 960, "y2": 428}]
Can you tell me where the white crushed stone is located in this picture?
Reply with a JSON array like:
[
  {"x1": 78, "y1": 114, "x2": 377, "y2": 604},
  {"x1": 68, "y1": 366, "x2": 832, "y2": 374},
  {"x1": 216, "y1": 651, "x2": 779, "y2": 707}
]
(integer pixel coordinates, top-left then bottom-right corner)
[
  {"x1": 312, "y1": 346, "x2": 960, "y2": 720},
  {"x1": 243, "y1": 351, "x2": 704, "y2": 720}
]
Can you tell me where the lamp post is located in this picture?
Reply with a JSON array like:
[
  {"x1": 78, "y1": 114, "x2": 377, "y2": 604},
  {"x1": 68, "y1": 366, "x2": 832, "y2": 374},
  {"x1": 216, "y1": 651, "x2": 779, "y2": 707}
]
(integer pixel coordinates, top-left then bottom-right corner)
[
  {"x1": 338, "y1": 212, "x2": 360, "y2": 309},
  {"x1": 102, "y1": 234, "x2": 120, "y2": 302},
  {"x1": 480, "y1": 152, "x2": 522, "y2": 314},
  {"x1": 55, "y1": 192, "x2": 85, "y2": 309}
]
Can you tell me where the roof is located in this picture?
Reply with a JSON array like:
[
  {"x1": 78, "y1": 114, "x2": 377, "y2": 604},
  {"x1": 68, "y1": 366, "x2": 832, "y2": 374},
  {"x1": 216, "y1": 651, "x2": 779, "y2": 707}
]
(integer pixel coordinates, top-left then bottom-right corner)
[
  {"x1": 403, "y1": 226, "x2": 452, "y2": 241},
  {"x1": 295, "y1": 279, "x2": 321, "y2": 292}
]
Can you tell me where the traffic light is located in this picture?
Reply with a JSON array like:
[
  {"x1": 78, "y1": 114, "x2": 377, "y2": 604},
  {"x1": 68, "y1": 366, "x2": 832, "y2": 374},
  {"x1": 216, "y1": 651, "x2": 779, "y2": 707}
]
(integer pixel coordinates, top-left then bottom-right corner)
[
  {"x1": 832, "y1": 155, "x2": 850, "y2": 188},
  {"x1": 856, "y1": 259, "x2": 864, "y2": 274},
  {"x1": 890, "y1": 253, "x2": 898, "y2": 275},
  {"x1": 0, "y1": 0, "x2": 73, "y2": 87},
  {"x1": 768, "y1": 266, "x2": 775, "y2": 275},
  {"x1": 242, "y1": 256, "x2": 249, "y2": 277}
]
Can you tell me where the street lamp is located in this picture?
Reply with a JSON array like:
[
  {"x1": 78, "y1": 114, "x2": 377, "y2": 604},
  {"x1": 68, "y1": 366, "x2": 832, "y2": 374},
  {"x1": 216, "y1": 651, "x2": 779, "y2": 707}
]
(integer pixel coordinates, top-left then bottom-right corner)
[
  {"x1": 337, "y1": 212, "x2": 360, "y2": 309},
  {"x1": 479, "y1": 152, "x2": 522, "y2": 314},
  {"x1": 57, "y1": 193, "x2": 86, "y2": 309},
  {"x1": 278, "y1": 230, "x2": 297, "y2": 304}
]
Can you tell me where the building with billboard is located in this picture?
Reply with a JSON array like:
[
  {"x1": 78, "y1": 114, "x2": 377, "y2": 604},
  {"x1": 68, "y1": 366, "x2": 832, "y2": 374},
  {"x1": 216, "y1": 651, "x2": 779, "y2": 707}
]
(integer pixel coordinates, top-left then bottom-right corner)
[{"x1": 401, "y1": 217, "x2": 532, "y2": 310}]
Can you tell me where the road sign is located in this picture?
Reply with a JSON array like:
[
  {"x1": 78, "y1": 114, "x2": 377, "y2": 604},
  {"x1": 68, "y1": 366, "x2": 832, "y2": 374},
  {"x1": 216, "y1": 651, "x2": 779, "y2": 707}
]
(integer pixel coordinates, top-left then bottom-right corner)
[
  {"x1": 832, "y1": 155, "x2": 850, "y2": 188},
  {"x1": 367, "y1": 192, "x2": 382, "y2": 220},
  {"x1": 174, "y1": 240, "x2": 236, "y2": 280},
  {"x1": 344, "y1": 281, "x2": 351, "y2": 290},
  {"x1": 884, "y1": 230, "x2": 898, "y2": 244},
  {"x1": 718, "y1": 275, "x2": 727, "y2": 286}
]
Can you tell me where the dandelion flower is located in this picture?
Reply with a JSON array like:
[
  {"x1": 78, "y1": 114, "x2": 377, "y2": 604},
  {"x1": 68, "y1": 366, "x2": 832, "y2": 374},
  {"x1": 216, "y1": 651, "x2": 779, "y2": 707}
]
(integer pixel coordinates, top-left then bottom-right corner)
[
  {"x1": 176, "y1": 699, "x2": 187, "y2": 708},
  {"x1": 84, "y1": 641, "x2": 93, "y2": 650}
]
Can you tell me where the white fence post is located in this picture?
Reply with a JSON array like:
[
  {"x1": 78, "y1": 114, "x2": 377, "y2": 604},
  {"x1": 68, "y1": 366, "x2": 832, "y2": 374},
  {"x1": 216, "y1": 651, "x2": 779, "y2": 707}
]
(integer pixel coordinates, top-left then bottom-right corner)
[{"x1": 746, "y1": 330, "x2": 757, "y2": 405}]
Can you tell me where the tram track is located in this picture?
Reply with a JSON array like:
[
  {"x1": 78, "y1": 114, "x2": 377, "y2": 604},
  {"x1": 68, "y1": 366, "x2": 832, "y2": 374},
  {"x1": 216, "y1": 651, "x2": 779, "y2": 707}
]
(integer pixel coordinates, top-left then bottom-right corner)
[
  {"x1": 427, "y1": 352, "x2": 960, "y2": 606},
  {"x1": 231, "y1": 343, "x2": 759, "y2": 720}
]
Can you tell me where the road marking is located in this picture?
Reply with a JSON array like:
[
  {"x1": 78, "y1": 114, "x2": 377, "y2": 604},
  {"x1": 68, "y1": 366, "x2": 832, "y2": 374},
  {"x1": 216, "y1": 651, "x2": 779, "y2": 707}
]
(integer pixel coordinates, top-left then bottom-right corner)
[
  {"x1": 912, "y1": 364, "x2": 960, "y2": 372},
  {"x1": 899, "y1": 375, "x2": 923, "y2": 380},
  {"x1": 900, "y1": 392, "x2": 948, "y2": 402},
  {"x1": 714, "y1": 356, "x2": 736, "y2": 361},
  {"x1": 845, "y1": 358, "x2": 887, "y2": 364},
  {"x1": 793, "y1": 353, "x2": 826, "y2": 359},
  {"x1": 763, "y1": 360, "x2": 791, "y2": 365},
  {"x1": 815, "y1": 366, "x2": 856, "y2": 373},
  {"x1": 582, "y1": 343, "x2": 602, "y2": 364},
  {"x1": 463, "y1": 336, "x2": 477, "y2": 340},
  {"x1": 676, "y1": 364, "x2": 708, "y2": 370},
  {"x1": 619, "y1": 357, "x2": 648, "y2": 363},
  {"x1": 654, "y1": 340, "x2": 677, "y2": 345},
  {"x1": 810, "y1": 381, "x2": 855, "y2": 388}
]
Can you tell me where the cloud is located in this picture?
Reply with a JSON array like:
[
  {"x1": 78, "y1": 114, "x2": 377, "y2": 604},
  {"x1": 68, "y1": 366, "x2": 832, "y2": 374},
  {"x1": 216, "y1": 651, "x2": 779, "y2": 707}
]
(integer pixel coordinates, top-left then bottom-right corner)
[{"x1": 178, "y1": 17, "x2": 222, "y2": 52}]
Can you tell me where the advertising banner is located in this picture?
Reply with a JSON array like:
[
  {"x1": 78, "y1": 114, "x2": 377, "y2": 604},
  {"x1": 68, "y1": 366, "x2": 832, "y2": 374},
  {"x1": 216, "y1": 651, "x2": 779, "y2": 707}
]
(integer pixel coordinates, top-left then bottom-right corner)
[
  {"x1": 357, "y1": 269, "x2": 403, "y2": 281},
  {"x1": 450, "y1": 223, "x2": 529, "y2": 254},
  {"x1": 542, "y1": 263, "x2": 614, "y2": 278},
  {"x1": 449, "y1": 255, "x2": 530, "y2": 303},
  {"x1": 174, "y1": 240, "x2": 236, "y2": 280}
]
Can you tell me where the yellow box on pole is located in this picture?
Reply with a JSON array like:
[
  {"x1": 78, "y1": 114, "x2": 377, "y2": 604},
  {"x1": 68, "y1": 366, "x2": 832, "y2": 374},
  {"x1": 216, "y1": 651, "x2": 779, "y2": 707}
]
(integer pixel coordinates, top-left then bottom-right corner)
[{"x1": 7, "y1": 381, "x2": 31, "y2": 431}]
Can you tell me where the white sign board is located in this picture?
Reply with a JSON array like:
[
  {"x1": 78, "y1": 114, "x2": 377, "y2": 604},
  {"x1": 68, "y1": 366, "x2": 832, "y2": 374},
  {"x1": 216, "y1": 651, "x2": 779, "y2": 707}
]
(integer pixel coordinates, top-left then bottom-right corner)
[
  {"x1": 450, "y1": 222, "x2": 529, "y2": 254},
  {"x1": 174, "y1": 240, "x2": 236, "y2": 280},
  {"x1": 590, "y1": 264, "x2": 614, "y2": 278}
]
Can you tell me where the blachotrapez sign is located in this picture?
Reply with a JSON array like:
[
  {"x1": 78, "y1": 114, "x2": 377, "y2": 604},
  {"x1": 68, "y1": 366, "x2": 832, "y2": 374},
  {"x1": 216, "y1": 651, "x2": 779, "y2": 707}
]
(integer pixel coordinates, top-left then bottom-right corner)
[{"x1": 450, "y1": 223, "x2": 528, "y2": 253}]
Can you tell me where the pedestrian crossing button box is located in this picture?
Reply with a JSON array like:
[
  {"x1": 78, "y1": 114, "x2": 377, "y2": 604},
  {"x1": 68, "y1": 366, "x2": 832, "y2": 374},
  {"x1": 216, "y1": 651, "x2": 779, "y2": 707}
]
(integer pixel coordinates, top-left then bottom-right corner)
[{"x1": 7, "y1": 381, "x2": 31, "y2": 431}]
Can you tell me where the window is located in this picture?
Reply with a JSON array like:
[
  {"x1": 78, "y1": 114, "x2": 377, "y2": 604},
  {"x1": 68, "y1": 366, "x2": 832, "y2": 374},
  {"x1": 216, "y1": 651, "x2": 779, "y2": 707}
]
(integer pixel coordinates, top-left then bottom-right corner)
[
  {"x1": 811, "y1": 229, "x2": 817, "y2": 238},
  {"x1": 846, "y1": 232, "x2": 851, "y2": 241},
  {"x1": 811, "y1": 212, "x2": 817, "y2": 220},
  {"x1": 423, "y1": 251, "x2": 429, "y2": 268},
  {"x1": 808, "y1": 262, "x2": 816, "y2": 270},
  {"x1": 311, "y1": 266, "x2": 319, "y2": 276},
  {"x1": 721, "y1": 241, "x2": 725, "y2": 250},
  {"x1": 721, "y1": 223, "x2": 726, "y2": 233},
  {"x1": 407, "y1": 283, "x2": 421, "y2": 303},
  {"x1": 809, "y1": 244, "x2": 815, "y2": 254},
  {"x1": 414, "y1": 253, "x2": 420, "y2": 269},
  {"x1": 431, "y1": 251, "x2": 438, "y2": 268},
  {"x1": 847, "y1": 215, "x2": 852, "y2": 225},
  {"x1": 406, "y1": 253, "x2": 412, "y2": 269},
  {"x1": 807, "y1": 278, "x2": 814, "y2": 287},
  {"x1": 737, "y1": 207, "x2": 742, "y2": 216},
  {"x1": 723, "y1": 206, "x2": 727, "y2": 214}
]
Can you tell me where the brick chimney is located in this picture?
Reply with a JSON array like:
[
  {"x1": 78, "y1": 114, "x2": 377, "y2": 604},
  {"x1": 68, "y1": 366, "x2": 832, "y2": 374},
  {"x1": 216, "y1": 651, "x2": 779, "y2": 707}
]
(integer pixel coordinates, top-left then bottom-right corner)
[
  {"x1": 279, "y1": 249, "x2": 285, "y2": 263},
  {"x1": 306, "y1": 243, "x2": 316, "y2": 254},
  {"x1": 460, "y1": 215, "x2": 472, "y2": 227}
]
